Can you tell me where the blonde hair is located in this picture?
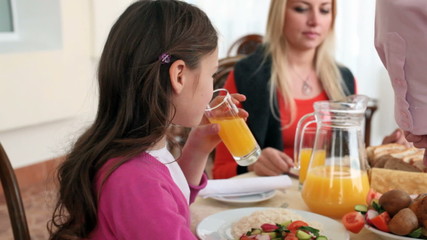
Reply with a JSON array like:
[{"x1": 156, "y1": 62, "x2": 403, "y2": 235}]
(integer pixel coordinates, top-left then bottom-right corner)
[{"x1": 264, "y1": 0, "x2": 347, "y2": 128}]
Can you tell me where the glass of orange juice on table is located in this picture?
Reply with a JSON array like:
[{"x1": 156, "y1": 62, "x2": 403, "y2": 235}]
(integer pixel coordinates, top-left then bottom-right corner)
[
  {"x1": 298, "y1": 148, "x2": 326, "y2": 184},
  {"x1": 296, "y1": 95, "x2": 371, "y2": 219},
  {"x1": 205, "y1": 89, "x2": 260, "y2": 166},
  {"x1": 294, "y1": 127, "x2": 327, "y2": 188}
]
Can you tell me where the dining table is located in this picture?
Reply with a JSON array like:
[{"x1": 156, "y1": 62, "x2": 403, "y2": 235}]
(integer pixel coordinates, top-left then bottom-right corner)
[{"x1": 190, "y1": 171, "x2": 378, "y2": 240}]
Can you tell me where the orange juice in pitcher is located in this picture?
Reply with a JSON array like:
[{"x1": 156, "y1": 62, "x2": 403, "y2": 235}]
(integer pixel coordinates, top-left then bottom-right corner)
[{"x1": 301, "y1": 165, "x2": 370, "y2": 218}]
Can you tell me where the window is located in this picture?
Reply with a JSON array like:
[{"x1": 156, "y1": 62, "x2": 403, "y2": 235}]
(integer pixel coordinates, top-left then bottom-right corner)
[
  {"x1": 0, "y1": 0, "x2": 18, "y2": 40},
  {"x1": 0, "y1": 0, "x2": 62, "y2": 53}
]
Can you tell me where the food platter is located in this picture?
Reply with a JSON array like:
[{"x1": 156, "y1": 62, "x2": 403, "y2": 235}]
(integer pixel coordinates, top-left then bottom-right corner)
[
  {"x1": 197, "y1": 207, "x2": 349, "y2": 240},
  {"x1": 364, "y1": 224, "x2": 423, "y2": 240}
]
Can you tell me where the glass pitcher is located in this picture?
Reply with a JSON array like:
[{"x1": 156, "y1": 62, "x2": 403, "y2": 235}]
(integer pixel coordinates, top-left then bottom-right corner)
[{"x1": 295, "y1": 95, "x2": 371, "y2": 219}]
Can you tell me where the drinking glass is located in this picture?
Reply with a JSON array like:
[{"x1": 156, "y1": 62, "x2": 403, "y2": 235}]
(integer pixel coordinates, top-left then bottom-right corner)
[
  {"x1": 205, "y1": 89, "x2": 260, "y2": 166},
  {"x1": 294, "y1": 127, "x2": 326, "y2": 189}
]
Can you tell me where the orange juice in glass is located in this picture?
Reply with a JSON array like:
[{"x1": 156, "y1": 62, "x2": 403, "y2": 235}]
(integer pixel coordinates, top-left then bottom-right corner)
[
  {"x1": 205, "y1": 89, "x2": 260, "y2": 166},
  {"x1": 301, "y1": 165, "x2": 370, "y2": 218}
]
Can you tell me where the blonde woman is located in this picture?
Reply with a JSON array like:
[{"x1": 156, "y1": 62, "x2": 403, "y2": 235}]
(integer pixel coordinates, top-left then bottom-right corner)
[{"x1": 213, "y1": 0, "x2": 356, "y2": 178}]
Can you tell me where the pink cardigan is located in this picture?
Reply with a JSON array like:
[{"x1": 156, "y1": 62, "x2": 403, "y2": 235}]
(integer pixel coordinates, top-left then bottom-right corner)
[
  {"x1": 88, "y1": 152, "x2": 207, "y2": 239},
  {"x1": 375, "y1": 0, "x2": 427, "y2": 135}
]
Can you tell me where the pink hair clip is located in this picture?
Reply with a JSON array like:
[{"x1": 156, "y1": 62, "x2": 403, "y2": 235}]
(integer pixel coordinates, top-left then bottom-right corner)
[{"x1": 159, "y1": 53, "x2": 171, "y2": 64}]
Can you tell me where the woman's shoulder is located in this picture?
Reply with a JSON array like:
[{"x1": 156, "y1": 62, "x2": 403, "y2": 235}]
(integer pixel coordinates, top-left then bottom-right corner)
[
  {"x1": 233, "y1": 45, "x2": 271, "y2": 89},
  {"x1": 235, "y1": 45, "x2": 270, "y2": 70}
]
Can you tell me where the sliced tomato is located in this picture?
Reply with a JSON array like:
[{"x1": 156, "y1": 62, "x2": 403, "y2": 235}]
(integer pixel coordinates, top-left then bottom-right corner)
[
  {"x1": 365, "y1": 209, "x2": 379, "y2": 226},
  {"x1": 287, "y1": 220, "x2": 309, "y2": 232},
  {"x1": 366, "y1": 188, "x2": 382, "y2": 205},
  {"x1": 370, "y1": 211, "x2": 390, "y2": 232},
  {"x1": 342, "y1": 211, "x2": 365, "y2": 234},
  {"x1": 284, "y1": 232, "x2": 298, "y2": 240}
]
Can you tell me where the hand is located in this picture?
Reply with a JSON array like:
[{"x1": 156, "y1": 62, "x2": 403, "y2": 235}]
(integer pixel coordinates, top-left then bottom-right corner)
[
  {"x1": 403, "y1": 131, "x2": 427, "y2": 166},
  {"x1": 188, "y1": 93, "x2": 248, "y2": 155},
  {"x1": 179, "y1": 93, "x2": 248, "y2": 185},
  {"x1": 247, "y1": 147, "x2": 294, "y2": 176},
  {"x1": 382, "y1": 128, "x2": 412, "y2": 147}
]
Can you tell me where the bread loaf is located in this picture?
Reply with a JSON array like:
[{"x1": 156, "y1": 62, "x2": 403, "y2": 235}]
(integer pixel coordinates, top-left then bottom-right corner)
[
  {"x1": 367, "y1": 144, "x2": 426, "y2": 172},
  {"x1": 368, "y1": 144, "x2": 426, "y2": 195},
  {"x1": 370, "y1": 168, "x2": 427, "y2": 194}
]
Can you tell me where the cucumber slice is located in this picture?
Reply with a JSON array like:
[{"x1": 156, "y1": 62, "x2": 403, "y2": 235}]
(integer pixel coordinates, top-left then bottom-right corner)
[
  {"x1": 354, "y1": 204, "x2": 368, "y2": 213},
  {"x1": 281, "y1": 220, "x2": 292, "y2": 227},
  {"x1": 296, "y1": 230, "x2": 311, "y2": 240},
  {"x1": 261, "y1": 232, "x2": 277, "y2": 238},
  {"x1": 317, "y1": 236, "x2": 328, "y2": 240}
]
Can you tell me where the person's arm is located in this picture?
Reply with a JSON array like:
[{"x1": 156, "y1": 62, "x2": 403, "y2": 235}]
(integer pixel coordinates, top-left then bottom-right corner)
[
  {"x1": 404, "y1": 131, "x2": 427, "y2": 166},
  {"x1": 375, "y1": 0, "x2": 427, "y2": 136},
  {"x1": 178, "y1": 123, "x2": 221, "y2": 185},
  {"x1": 382, "y1": 128, "x2": 412, "y2": 147}
]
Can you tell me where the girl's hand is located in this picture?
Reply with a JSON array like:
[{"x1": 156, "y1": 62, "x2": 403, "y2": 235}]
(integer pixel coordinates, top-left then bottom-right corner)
[
  {"x1": 247, "y1": 147, "x2": 294, "y2": 176},
  {"x1": 382, "y1": 128, "x2": 412, "y2": 147},
  {"x1": 188, "y1": 93, "x2": 248, "y2": 155},
  {"x1": 179, "y1": 93, "x2": 248, "y2": 185},
  {"x1": 185, "y1": 123, "x2": 221, "y2": 155}
]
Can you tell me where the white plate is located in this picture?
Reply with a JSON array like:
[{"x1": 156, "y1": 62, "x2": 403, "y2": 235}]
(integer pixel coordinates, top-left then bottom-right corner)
[
  {"x1": 209, "y1": 190, "x2": 276, "y2": 204},
  {"x1": 196, "y1": 207, "x2": 350, "y2": 240},
  {"x1": 364, "y1": 224, "x2": 423, "y2": 240}
]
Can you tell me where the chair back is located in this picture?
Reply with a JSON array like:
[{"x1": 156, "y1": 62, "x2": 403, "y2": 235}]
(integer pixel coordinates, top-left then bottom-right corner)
[
  {"x1": 0, "y1": 143, "x2": 31, "y2": 240},
  {"x1": 364, "y1": 99, "x2": 378, "y2": 147},
  {"x1": 227, "y1": 34, "x2": 263, "y2": 57},
  {"x1": 213, "y1": 55, "x2": 244, "y2": 89}
]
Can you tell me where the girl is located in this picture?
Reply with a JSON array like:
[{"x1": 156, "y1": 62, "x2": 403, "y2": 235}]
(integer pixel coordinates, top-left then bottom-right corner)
[
  {"x1": 49, "y1": 0, "x2": 245, "y2": 239},
  {"x1": 213, "y1": 0, "x2": 356, "y2": 178}
]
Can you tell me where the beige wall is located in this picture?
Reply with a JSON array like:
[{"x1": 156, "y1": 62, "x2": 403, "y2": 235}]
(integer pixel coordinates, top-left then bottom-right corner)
[{"x1": 0, "y1": 0, "x2": 97, "y2": 168}]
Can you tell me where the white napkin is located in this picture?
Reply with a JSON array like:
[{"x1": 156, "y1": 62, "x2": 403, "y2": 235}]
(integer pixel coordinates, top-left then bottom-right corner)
[{"x1": 199, "y1": 175, "x2": 292, "y2": 197}]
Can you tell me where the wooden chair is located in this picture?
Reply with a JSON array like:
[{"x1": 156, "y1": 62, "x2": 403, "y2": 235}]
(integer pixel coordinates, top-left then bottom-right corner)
[
  {"x1": 0, "y1": 143, "x2": 31, "y2": 240},
  {"x1": 213, "y1": 55, "x2": 244, "y2": 89},
  {"x1": 226, "y1": 34, "x2": 263, "y2": 57},
  {"x1": 364, "y1": 99, "x2": 378, "y2": 147}
]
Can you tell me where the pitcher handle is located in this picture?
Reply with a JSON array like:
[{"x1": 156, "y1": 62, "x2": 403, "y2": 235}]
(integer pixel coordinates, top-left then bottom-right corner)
[{"x1": 294, "y1": 113, "x2": 316, "y2": 169}]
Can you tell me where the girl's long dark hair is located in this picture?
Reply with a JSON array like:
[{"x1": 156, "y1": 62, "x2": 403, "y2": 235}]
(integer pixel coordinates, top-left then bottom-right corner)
[{"x1": 48, "y1": 1, "x2": 217, "y2": 239}]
